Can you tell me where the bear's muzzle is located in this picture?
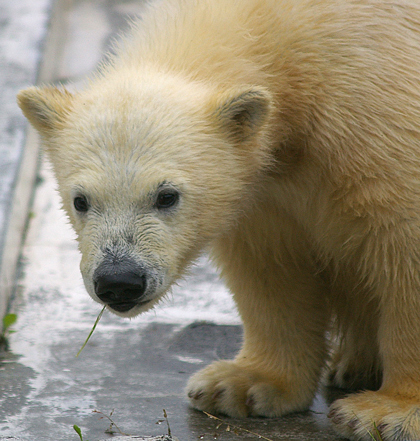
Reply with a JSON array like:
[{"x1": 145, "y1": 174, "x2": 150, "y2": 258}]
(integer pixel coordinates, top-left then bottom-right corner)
[{"x1": 94, "y1": 269, "x2": 148, "y2": 312}]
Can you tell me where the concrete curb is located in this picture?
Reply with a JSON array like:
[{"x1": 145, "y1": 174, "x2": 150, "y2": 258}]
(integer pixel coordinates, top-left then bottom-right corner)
[{"x1": 0, "y1": 0, "x2": 69, "y2": 321}]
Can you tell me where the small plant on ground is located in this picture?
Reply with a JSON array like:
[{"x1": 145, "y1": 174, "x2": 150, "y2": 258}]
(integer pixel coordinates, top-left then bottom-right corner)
[
  {"x1": 0, "y1": 313, "x2": 17, "y2": 351},
  {"x1": 73, "y1": 409, "x2": 180, "y2": 440},
  {"x1": 93, "y1": 409, "x2": 130, "y2": 436},
  {"x1": 203, "y1": 411, "x2": 274, "y2": 440},
  {"x1": 73, "y1": 424, "x2": 88, "y2": 441},
  {"x1": 163, "y1": 409, "x2": 172, "y2": 437}
]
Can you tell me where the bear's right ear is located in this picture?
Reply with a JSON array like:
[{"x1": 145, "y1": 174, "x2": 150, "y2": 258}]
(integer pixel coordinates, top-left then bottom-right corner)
[
  {"x1": 213, "y1": 87, "x2": 273, "y2": 143},
  {"x1": 17, "y1": 86, "x2": 73, "y2": 135}
]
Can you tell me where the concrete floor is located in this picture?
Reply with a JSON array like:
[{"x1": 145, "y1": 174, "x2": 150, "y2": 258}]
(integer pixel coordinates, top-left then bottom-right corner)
[{"x1": 0, "y1": 1, "x2": 346, "y2": 440}]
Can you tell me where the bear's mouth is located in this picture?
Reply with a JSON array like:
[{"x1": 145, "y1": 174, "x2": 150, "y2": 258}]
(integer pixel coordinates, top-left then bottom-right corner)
[{"x1": 108, "y1": 300, "x2": 150, "y2": 313}]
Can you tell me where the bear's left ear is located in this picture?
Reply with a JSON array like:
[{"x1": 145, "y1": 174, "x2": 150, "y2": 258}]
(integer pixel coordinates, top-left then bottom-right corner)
[
  {"x1": 17, "y1": 86, "x2": 73, "y2": 135},
  {"x1": 213, "y1": 87, "x2": 273, "y2": 142}
]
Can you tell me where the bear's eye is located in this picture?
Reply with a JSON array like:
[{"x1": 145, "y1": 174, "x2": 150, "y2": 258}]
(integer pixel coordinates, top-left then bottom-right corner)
[
  {"x1": 155, "y1": 189, "x2": 179, "y2": 210},
  {"x1": 74, "y1": 195, "x2": 89, "y2": 213}
]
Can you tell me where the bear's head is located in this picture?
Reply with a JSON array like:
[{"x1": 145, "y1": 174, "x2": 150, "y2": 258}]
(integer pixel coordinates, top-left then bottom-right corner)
[{"x1": 18, "y1": 70, "x2": 273, "y2": 317}]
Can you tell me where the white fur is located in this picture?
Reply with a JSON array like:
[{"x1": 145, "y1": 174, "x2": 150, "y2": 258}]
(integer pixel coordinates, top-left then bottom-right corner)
[{"x1": 18, "y1": 0, "x2": 420, "y2": 439}]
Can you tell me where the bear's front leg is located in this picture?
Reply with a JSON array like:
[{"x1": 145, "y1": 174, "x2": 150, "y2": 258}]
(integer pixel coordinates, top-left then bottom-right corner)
[
  {"x1": 329, "y1": 292, "x2": 420, "y2": 441},
  {"x1": 187, "y1": 212, "x2": 329, "y2": 417}
]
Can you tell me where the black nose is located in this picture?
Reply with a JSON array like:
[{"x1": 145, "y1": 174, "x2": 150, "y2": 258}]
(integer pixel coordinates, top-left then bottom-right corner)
[{"x1": 94, "y1": 271, "x2": 147, "y2": 312}]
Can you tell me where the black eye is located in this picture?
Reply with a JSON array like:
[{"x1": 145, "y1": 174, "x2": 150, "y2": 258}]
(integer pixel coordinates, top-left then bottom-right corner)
[
  {"x1": 155, "y1": 189, "x2": 179, "y2": 210},
  {"x1": 74, "y1": 195, "x2": 89, "y2": 213}
]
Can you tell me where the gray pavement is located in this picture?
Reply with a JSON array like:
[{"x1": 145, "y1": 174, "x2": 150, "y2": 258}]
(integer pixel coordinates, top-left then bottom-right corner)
[{"x1": 0, "y1": 0, "x2": 345, "y2": 440}]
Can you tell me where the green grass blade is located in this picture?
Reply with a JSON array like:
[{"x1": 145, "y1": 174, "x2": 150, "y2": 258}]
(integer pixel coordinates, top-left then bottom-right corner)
[{"x1": 76, "y1": 306, "x2": 106, "y2": 357}]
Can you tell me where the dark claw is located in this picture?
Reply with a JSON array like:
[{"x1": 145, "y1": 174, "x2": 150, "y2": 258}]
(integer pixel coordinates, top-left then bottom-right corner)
[
  {"x1": 212, "y1": 389, "x2": 224, "y2": 401},
  {"x1": 328, "y1": 408, "x2": 337, "y2": 419},
  {"x1": 328, "y1": 408, "x2": 345, "y2": 425},
  {"x1": 246, "y1": 395, "x2": 255, "y2": 408},
  {"x1": 376, "y1": 423, "x2": 388, "y2": 435},
  {"x1": 188, "y1": 390, "x2": 204, "y2": 400},
  {"x1": 348, "y1": 418, "x2": 358, "y2": 430}
]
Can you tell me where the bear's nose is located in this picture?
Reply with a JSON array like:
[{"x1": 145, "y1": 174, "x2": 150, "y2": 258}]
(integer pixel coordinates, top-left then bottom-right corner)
[{"x1": 94, "y1": 272, "x2": 147, "y2": 312}]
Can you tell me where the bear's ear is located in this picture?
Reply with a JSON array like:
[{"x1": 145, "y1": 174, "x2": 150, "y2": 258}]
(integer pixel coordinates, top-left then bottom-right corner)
[
  {"x1": 17, "y1": 86, "x2": 73, "y2": 134},
  {"x1": 214, "y1": 87, "x2": 272, "y2": 142}
]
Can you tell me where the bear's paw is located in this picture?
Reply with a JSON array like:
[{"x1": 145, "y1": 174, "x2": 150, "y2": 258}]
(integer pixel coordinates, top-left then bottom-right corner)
[
  {"x1": 186, "y1": 360, "x2": 311, "y2": 418},
  {"x1": 329, "y1": 390, "x2": 420, "y2": 441}
]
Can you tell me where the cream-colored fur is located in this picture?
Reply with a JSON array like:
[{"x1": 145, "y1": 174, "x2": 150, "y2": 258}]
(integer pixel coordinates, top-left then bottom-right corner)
[{"x1": 17, "y1": 0, "x2": 420, "y2": 439}]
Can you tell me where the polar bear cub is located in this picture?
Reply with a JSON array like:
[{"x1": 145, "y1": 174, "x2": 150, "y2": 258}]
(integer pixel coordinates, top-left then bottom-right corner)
[{"x1": 18, "y1": 0, "x2": 420, "y2": 439}]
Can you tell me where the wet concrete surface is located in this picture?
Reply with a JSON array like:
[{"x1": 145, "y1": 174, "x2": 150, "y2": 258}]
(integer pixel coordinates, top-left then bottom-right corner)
[
  {"x1": 0, "y1": 0, "x2": 52, "y2": 319},
  {"x1": 0, "y1": 0, "x2": 346, "y2": 440}
]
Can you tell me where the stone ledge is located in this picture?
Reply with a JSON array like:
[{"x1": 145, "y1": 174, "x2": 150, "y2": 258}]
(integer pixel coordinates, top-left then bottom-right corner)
[{"x1": 0, "y1": 0, "x2": 57, "y2": 321}]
